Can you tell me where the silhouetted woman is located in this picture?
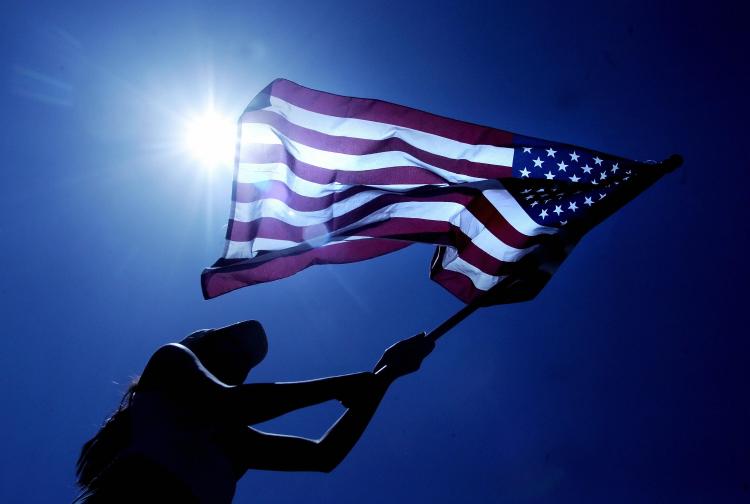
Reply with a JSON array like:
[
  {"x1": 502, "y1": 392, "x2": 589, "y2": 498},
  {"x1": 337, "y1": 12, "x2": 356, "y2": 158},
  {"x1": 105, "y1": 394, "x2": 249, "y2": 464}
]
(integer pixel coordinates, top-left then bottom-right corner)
[{"x1": 75, "y1": 320, "x2": 433, "y2": 503}]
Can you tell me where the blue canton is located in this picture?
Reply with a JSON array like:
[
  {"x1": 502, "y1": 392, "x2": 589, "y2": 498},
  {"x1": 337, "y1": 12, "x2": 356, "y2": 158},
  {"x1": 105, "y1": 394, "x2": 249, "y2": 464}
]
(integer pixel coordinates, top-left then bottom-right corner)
[{"x1": 508, "y1": 142, "x2": 639, "y2": 226}]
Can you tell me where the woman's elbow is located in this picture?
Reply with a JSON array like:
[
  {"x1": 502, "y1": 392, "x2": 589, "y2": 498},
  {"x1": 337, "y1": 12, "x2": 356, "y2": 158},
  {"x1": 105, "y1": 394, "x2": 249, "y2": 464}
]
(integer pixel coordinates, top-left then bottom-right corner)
[
  {"x1": 314, "y1": 444, "x2": 343, "y2": 473},
  {"x1": 317, "y1": 459, "x2": 339, "y2": 474}
]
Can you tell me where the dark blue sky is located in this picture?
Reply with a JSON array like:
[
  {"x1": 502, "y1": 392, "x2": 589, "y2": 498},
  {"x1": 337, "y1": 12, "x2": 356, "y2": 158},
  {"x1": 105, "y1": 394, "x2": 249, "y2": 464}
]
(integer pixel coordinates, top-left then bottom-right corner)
[{"x1": 1, "y1": 1, "x2": 748, "y2": 502}]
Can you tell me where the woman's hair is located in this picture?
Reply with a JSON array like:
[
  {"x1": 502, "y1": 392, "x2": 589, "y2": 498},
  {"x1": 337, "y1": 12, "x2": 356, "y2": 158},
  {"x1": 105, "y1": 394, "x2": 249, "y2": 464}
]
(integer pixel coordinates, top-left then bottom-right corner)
[{"x1": 75, "y1": 377, "x2": 140, "y2": 490}]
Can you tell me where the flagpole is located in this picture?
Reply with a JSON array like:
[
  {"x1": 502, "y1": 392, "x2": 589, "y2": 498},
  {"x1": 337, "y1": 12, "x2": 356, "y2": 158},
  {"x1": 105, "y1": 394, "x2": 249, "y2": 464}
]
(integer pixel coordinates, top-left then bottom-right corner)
[{"x1": 425, "y1": 298, "x2": 484, "y2": 342}]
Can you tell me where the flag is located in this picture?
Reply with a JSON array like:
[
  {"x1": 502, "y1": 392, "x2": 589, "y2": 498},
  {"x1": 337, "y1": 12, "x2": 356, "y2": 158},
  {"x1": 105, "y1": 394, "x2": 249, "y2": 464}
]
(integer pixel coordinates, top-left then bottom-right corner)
[{"x1": 201, "y1": 79, "x2": 678, "y2": 304}]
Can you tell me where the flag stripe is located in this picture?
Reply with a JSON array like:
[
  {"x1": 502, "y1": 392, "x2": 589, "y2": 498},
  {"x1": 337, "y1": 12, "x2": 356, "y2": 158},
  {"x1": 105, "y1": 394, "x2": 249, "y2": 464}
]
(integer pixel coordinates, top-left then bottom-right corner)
[
  {"x1": 266, "y1": 79, "x2": 515, "y2": 147},
  {"x1": 439, "y1": 246, "x2": 504, "y2": 291},
  {"x1": 239, "y1": 123, "x2": 510, "y2": 183},
  {"x1": 238, "y1": 152, "x2": 449, "y2": 186},
  {"x1": 246, "y1": 97, "x2": 515, "y2": 166},
  {"x1": 236, "y1": 163, "x2": 429, "y2": 198},
  {"x1": 430, "y1": 265, "x2": 487, "y2": 303}
]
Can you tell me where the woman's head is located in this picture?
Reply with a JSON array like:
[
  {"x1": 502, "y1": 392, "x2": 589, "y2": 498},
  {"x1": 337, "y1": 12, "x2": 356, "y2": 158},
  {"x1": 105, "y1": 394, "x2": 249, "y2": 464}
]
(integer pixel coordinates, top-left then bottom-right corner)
[{"x1": 180, "y1": 320, "x2": 268, "y2": 385}]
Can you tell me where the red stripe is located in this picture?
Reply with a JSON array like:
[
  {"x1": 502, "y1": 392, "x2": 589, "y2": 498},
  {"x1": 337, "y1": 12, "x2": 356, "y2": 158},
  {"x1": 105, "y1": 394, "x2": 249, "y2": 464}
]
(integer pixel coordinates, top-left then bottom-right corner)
[
  {"x1": 429, "y1": 266, "x2": 484, "y2": 304},
  {"x1": 267, "y1": 79, "x2": 515, "y2": 147},
  {"x1": 202, "y1": 239, "x2": 410, "y2": 298},
  {"x1": 241, "y1": 110, "x2": 512, "y2": 179}
]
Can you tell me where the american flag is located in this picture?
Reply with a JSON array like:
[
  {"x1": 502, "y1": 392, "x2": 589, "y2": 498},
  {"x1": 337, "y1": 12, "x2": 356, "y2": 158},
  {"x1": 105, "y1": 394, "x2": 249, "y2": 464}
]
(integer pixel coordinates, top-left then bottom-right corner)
[{"x1": 201, "y1": 79, "x2": 677, "y2": 303}]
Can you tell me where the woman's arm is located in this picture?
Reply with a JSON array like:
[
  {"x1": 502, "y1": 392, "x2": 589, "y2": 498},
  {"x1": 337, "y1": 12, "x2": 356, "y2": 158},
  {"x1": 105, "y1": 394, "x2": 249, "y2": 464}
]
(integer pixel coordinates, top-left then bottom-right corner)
[
  {"x1": 224, "y1": 332, "x2": 434, "y2": 424},
  {"x1": 236, "y1": 334, "x2": 434, "y2": 473},
  {"x1": 239, "y1": 371, "x2": 391, "y2": 473},
  {"x1": 225, "y1": 372, "x2": 374, "y2": 425},
  {"x1": 140, "y1": 343, "x2": 376, "y2": 425}
]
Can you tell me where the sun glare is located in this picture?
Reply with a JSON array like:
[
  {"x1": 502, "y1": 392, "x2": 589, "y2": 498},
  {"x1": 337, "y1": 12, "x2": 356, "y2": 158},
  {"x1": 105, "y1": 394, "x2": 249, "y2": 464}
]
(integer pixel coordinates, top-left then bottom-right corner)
[{"x1": 183, "y1": 110, "x2": 236, "y2": 169}]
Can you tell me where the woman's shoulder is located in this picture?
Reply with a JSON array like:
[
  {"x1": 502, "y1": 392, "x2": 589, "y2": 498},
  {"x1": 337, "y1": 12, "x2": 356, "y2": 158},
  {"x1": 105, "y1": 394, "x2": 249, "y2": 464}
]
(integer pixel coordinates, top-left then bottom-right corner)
[{"x1": 139, "y1": 343, "x2": 206, "y2": 391}]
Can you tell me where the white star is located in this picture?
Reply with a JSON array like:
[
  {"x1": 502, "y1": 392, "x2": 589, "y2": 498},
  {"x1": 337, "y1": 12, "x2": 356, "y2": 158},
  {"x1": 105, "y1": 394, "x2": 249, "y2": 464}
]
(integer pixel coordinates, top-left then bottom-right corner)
[
  {"x1": 557, "y1": 161, "x2": 568, "y2": 172},
  {"x1": 593, "y1": 156, "x2": 603, "y2": 165},
  {"x1": 581, "y1": 164, "x2": 593, "y2": 174},
  {"x1": 546, "y1": 148, "x2": 557, "y2": 158},
  {"x1": 530, "y1": 201, "x2": 539, "y2": 207},
  {"x1": 525, "y1": 194, "x2": 534, "y2": 200},
  {"x1": 568, "y1": 201, "x2": 578, "y2": 212},
  {"x1": 569, "y1": 174, "x2": 581, "y2": 182},
  {"x1": 523, "y1": 147, "x2": 532, "y2": 153},
  {"x1": 623, "y1": 175, "x2": 630, "y2": 180},
  {"x1": 560, "y1": 220, "x2": 568, "y2": 225},
  {"x1": 553, "y1": 205, "x2": 563, "y2": 216},
  {"x1": 599, "y1": 193, "x2": 607, "y2": 200},
  {"x1": 519, "y1": 167, "x2": 531, "y2": 178},
  {"x1": 533, "y1": 157, "x2": 544, "y2": 168},
  {"x1": 600, "y1": 171, "x2": 608, "y2": 180},
  {"x1": 544, "y1": 171, "x2": 555, "y2": 180},
  {"x1": 611, "y1": 162, "x2": 620, "y2": 173},
  {"x1": 536, "y1": 188, "x2": 546, "y2": 193},
  {"x1": 569, "y1": 151, "x2": 580, "y2": 162},
  {"x1": 584, "y1": 196, "x2": 593, "y2": 206},
  {"x1": 539, "y1": 209, "x2": 548, "y2": 219},
  {"x1": 591, "y1": 179, "x2": 599, "y2": 185},
  {"x1": 521, "y1": 188, "x2": 532, "y2": 194}
]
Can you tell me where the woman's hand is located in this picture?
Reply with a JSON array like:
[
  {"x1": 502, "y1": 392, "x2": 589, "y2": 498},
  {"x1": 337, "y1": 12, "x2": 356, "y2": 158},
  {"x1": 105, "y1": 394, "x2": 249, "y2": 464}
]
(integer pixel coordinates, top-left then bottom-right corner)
[{"x1": 373, "y1": 333, "x2": 435, "y2": 380}]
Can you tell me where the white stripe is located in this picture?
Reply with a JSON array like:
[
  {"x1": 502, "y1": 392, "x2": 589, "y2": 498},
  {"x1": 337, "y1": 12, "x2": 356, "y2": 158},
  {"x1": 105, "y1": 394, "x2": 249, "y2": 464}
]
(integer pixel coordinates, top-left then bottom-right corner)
[
  {"x1": 226, "y1": 235, "x2": 371, "y2": 259},
  {"x1": 259, "y1": 96, "x2": 515, "y2": 167},
  {"x1": 237, "y1": 162, "x2": 427, "y2": 197},
  {"x1": 231, "y1": 199, "x2": 529, "y2": 263},
  {"x1": 440, "y1": 247, "x2": 505, "y2": 291},
  {"x1": 483, "y1": 187, "x2": 557, "y2": 236},
  {"x1": 241, "y1": 123, "x2": 485, "y2": 185}
]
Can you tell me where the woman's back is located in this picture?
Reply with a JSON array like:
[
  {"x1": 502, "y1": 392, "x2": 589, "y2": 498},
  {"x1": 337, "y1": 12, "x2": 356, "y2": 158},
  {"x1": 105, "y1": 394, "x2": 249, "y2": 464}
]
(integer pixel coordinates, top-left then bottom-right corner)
[
  {"x1": 74, "y1": 452, "x2": 200, "y2": 503},
  {"x1": 126, "y1": 381, "x2": 241, "y2": 503}
]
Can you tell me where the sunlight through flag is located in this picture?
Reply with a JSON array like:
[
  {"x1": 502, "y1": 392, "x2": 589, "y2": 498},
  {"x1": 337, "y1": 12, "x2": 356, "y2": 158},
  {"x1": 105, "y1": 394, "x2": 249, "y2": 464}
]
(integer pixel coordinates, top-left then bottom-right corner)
[{"x1": 201, "y1": 79, "x2": 679, "y2": 304}]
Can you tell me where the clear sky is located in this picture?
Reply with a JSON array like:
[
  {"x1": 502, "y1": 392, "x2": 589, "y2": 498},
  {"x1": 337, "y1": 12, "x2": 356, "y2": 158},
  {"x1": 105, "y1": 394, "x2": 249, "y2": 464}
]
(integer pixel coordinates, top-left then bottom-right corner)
[{"x1": 1, "y1": 1, "x2": 748, "y2": 502}]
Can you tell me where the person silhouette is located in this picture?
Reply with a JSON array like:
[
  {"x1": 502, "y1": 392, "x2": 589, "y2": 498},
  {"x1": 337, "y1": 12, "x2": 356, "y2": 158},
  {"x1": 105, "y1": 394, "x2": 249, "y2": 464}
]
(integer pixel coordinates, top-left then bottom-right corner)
[{"x1": 74, "y1": 320, "x2": 434, "y2": 503}]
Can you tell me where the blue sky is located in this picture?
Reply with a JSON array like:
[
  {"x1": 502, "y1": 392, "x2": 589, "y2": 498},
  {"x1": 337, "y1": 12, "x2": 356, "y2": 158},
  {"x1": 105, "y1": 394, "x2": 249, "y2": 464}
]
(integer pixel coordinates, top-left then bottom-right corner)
[{"x1": 1, "y1": 1, "x2": 748, "y2": 502}]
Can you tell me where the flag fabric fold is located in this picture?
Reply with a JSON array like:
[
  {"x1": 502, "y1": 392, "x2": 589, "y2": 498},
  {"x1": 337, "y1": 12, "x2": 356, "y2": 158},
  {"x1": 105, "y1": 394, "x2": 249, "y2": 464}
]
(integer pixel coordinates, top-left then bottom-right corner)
[{"x1": 201, "y1": 79, "x2": 676, "y2": 303}]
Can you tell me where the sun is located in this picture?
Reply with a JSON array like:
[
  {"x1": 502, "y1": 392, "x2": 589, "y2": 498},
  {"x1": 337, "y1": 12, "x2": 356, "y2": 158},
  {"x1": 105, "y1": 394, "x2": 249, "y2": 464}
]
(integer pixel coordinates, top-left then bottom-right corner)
[{"x1": 183, "y1": 110, "x2": 236, "y2": 169}]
